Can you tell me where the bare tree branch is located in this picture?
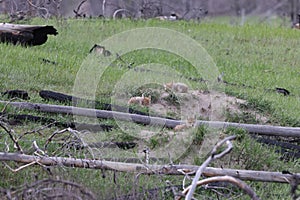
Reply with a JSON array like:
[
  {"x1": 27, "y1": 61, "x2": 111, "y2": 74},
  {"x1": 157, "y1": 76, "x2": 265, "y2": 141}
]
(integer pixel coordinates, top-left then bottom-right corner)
[
  {"x1": 73, "y1": 0, "x2": 87, "y2": 18},
  {"x1": 1, "y1": 98, "x2": 18, "y2": 113},
  {"x1": 0, "y1": 121, "x2": 23, "y2": 153},
  {"x1": 18, "y1": 121, "x2": 56, "y2": 140},
  {"x1": 3, "y1": 160, "x2": 37, "y2": 172},
  {"x1": 44, "y1": 128, "x2": 70, "y2": 150},
  {"x1": 290, "y1": 173, "x2": 300, "y2": 200},
  {"x1": 113, "y1": 8, "x2": 131, "y2": 19},
  {"x1": 179, "y1": 176, "x2": 260, "y2": 200},
  {"x1": 3, "y1": 178, "x2": 96, "y2": 200},
  {"x1": 185, "y1": 136, "x2": 236, "y2": 200},
  {"x1": 26, "y1": 0, "x2": 49, "y2": 18},
  {"x1": 102, "y1": 0, "x2": 106, "y2": 17},
  {"x1": 32, "y1": 140, "x2": 46, "y2": 156}
]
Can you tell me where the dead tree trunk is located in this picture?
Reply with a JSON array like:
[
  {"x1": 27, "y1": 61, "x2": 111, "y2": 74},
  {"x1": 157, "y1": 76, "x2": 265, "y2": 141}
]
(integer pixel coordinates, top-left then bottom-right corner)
[
  {"x1": 0, "y1": 23, "x2": 58, "y2": 46},
  {"x1": 2, "y1": 101, "x2": 300, "y2": 137},
  {"x1": 0, "y1": 152, "x2": 297, "y2": 183}
]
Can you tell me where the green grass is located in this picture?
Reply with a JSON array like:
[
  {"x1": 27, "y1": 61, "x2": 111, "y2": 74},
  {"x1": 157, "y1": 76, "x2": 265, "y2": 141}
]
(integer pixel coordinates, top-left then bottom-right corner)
[
  {"x1": 1, "y1": 17, "x2": 299, "y2": 124},
  {"x1": 1, "y1": 17, "x2": 300, "y2": 199}
]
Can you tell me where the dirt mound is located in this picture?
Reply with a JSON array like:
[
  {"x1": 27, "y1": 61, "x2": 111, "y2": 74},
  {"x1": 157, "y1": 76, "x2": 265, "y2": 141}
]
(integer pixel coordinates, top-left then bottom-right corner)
[{"x1": 149, "y1": 89, "x2": 265, "y2": 123}]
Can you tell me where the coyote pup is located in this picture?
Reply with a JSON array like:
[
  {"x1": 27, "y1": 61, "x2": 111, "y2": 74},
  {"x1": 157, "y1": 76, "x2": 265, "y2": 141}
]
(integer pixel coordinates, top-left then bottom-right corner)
[
  {"x1": 164, "y1": 82, "x2": 188, "y2": 93},
  {"x1": 128, "y1": 94, "x2": 151, "y2": 106},
  {"x1": 174, "y1": 117, "x2": 196, "y2": 131}
]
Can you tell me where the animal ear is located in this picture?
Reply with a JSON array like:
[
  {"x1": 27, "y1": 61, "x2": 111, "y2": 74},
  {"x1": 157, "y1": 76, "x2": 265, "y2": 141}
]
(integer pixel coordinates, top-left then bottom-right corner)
[{"x1": 164, "y1": 84, "x2": 169, "y2": 90}]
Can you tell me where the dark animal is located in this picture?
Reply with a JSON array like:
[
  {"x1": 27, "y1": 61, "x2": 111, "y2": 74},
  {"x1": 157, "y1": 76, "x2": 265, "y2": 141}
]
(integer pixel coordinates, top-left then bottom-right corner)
[
  {"x1": 0, "y1": 23, "x2": 58, "y2": 46},
  {"x1": 276, "y1": 87, "x2": 290, "y2": 96},
  {"x1": 2, "y1": 90, "x2": 30, "y2": 100}
]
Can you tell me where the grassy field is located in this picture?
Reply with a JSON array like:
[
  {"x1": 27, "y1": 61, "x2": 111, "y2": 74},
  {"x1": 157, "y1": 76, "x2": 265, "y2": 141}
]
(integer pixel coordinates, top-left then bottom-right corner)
[
  {"x1": 0, "y1": 17, "x2": 300, "y2": 199},
  {"x1": 1, "y1": 17, "x2": 300, "y2": 123}
]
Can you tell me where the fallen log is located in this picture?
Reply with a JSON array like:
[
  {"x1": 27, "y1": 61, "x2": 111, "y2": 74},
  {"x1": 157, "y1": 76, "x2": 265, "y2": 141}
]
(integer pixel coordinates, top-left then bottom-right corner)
[
  {"x1": 1, "y1": 100, "x2": 300, "y2": 137},
  {"x1": 0, "y1": 152, "x2": 297, "y2": 183},
  {"x1": 39, "y1": 90, "x2": 154, "y2": 117},
  {"x1": 253, "y1": 136, "x2": 300, "y2": 160},
  {"x1": 1, "y1": 113, "x2": 114, "y2": 132},
  {"x1": 0, "y1": 23, "x2": 58, "y2": 46},
  {"x1": 39, "y1": 90, "x2": 176, "y2": 120},
  {"x1": 87, "y1": 142, "x2": 137, "y2": 149}
]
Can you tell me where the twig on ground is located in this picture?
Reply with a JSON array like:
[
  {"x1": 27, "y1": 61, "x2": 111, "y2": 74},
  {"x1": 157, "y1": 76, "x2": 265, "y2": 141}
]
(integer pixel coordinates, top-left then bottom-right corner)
[
  {"x1": 4, "y1": 139, "x2": 9, "y2": 152},
  {"x1": 177, "y1": 169, "x2": 196, "y2": 190},
  {"x1": 1, "y1": 98, "x2": 18, "y2": 113},
  {"x1": 32, "y1": 140, "x2": 46, "y2": 156},
  {"x1": 166, "y1": 180, "x2": 185, "y2": 199},
  {"x1": 18, "y1": 122, "x2": 56, "y2": 140},
  {"x1": 43, "y1": 127, "x2": 96, "y2": 159},
  {"x1": 116, "y1": 53, "x2": 134, "y2": 68},
  {"x1": 3, "y1": 178, "x2": 96, "y2": 200},
  {"x1": 288, "y1": 173, "x2": 300, "y2": 200},
  {"x1": 3, "y1": 160, "x2": 37, "y2": 172},
  {"x1": 44, "y1": 128, "x2": 70, "y2": 150}
]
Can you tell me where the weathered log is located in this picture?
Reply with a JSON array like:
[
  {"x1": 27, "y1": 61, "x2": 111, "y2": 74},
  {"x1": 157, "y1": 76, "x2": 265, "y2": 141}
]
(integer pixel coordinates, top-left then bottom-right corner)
[
  {"x1": 0, "y1": 23, "x2": 57, "y2": 46},
  {"x1": 253, "y1": 136, "x2": 300, "y2": 160},
  {"x1": 1, "y1": 113, "x2": 113, "y2": 132},
  {"x1": 0, "y1": 152, "x2": 297, "y2": 183},
  {"x1": 1, "y1": 100, "x2": 300, "y2": 137},
  {"x1": 39, "y1": 90, "x2": 155, "y2": 117},
  {"x1": 39, "y1": 89, "x2": 175, "y2": 120},
  {"x1": 86, "y1": 142, "x2": 137, "y2": 149}
]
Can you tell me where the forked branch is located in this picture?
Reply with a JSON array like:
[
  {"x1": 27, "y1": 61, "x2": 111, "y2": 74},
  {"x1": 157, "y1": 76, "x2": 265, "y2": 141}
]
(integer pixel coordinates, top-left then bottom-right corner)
[
  {"x1": 184, "y1": 135, "x2": 236, "y2": 200},
  {"x1": 178, "y1": 176, "x2": 260, "y2": 200}
]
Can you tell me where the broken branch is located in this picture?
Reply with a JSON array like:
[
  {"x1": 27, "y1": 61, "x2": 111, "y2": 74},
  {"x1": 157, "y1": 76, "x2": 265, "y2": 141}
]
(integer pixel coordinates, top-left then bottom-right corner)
[
  {"x1": 185, "y1": 136, "x2": 236, "y2": 200},
  {"x1": 179, "y1": 176, "x2": 260, "y2": 200},
  {"x1": 0, "y1": 121, "x2": 23, "y2": 153}
]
